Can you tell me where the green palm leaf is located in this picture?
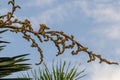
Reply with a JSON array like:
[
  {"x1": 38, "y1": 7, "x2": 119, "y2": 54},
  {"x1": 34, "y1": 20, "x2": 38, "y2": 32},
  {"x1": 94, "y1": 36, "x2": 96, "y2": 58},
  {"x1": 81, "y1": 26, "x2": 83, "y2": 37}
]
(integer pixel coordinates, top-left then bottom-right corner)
[
  {"x1": 0, "y1": 78, "x2": 32, "y2": 80},
  {"x1": 0, "y1": 29, "x2": 8, "y2": 34},
  {"x1": 0, "y1": 54, "x2": 31, "y2": 78},
  {"x1": 0, "y1": 30, "x2": 31, "y2": 80},
  {"x1": 0, "y1": 29, "x2": 9, "y2": 51},
  {"x1": 20, "y1": 60, "x2": 86, "y2": 80}
]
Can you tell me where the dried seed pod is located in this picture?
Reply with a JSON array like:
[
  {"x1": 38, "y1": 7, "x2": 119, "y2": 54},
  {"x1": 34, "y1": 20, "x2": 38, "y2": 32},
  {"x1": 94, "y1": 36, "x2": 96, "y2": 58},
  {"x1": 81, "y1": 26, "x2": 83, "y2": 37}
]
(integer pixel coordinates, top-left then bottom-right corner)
[
  {"x1": 0, "y1": 0, "x2": 118, "y2": 65},
  {"x1": 23, "y1": 35, "x2": 30, "y2": 41},
  {"x1": 31, "y1": 42, "x2": 38, "y2": 47}
]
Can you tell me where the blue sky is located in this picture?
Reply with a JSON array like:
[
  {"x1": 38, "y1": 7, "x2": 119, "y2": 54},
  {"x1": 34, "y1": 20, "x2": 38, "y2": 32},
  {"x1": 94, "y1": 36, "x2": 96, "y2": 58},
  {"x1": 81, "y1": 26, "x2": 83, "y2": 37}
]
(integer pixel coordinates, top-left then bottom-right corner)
[{"x1": 0, "y1": 0, "x2": 120, "y2": 80}]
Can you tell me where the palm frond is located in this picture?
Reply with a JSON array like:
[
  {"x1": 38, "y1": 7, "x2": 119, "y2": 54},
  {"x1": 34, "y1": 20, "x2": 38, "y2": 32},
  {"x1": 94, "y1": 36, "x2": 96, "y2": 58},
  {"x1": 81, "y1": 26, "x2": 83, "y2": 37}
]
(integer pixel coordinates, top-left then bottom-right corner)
[
  {"x1": 0, "y1": 54, "x2": 31, "y2": 78},
  {"x1": 20, "y1": 60, "x2": 86, "y2": 80},
  {"x1": 0, "y1": 29, "x2": 31, "y2": 80},
  {"x1": 0, "y1": 29, "x2": 9, "y2": 51},
  {"x1": 0, "y1": 78, "x2": 32, "y2": 80},
  {"x1": 0, "y1": 29, "x2": 8, "y2": 34}
]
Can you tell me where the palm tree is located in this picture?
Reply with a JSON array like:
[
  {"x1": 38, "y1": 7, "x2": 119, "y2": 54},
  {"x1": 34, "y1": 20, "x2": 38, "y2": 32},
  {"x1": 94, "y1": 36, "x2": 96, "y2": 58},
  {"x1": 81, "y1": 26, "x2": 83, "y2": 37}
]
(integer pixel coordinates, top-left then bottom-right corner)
[
  {"x1": 0, "y1": 30, "x2": 31, "y2": 80},
  {"x1": 20, "y1": 60, "x2": 86, "y2": 80}
]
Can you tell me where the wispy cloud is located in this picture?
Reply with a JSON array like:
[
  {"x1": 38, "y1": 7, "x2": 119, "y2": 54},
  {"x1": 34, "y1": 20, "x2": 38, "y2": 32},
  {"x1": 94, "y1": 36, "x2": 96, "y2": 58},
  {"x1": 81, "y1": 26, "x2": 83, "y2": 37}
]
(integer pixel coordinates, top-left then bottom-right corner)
[
  {"x1": 102, "y1": 25, "x2": 120, "y2": 40},
  {"x1": 80, "y1": 0, "x2": 120, "y2": 23},
  {"x1": 0, "y1": 8, "x2": 9, "y2": 15},
  {"x1": 25, "y1": 0, "x2": 56, "y2": 7},
  {"x1": 89, "y1": 7, "x2": 120, "y2": 23},
  {"x1": 30, "y1": 5, "x2": 67, "y2": 24},
  {"x1": 28, "y1": 0, "x2": 87, "y2": 26},
  {"x1": 1, "y1": 1, "x2": 119, "y2": 80},
  {"x1": 27, "y1": 0, "x2": 120, "y2": 30},
  {"x1": 90, "y1": 63, "x2": 120, "y2": 80},
  {"x1": 115, "y1": 48, "x2": 120, "y2": 55},
  {"x1": 79, "y1": 2, "x2": 120, "y2": 80},
  {"x1": 80, "y1": 0, "x2": 120, "y2": 40},
  {"x1": 30, "y1": 7, "x2": 67, "y2": 24}
]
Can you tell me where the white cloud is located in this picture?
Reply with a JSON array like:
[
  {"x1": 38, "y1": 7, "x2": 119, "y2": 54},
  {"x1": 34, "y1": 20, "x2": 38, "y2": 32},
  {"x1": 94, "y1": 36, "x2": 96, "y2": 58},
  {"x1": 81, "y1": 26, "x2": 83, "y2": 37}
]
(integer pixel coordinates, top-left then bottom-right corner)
[
  {"x1": 30, "y1": 5, "x2": 67, "y2": 24},
  {"x1": 103, "y1": 26, "x2": 120, "y2": 40},
  {"x1": 115, "y1": 48, "x2": 120, "y2": 55},
  {"x1": 25, "y1": 0, "x2": 56, "y2": 7},
  {"x1": 79, "y1": 1, "x2": 120, "y2": 40},
  {"x1": 28, "y1": 0, "x2": 120, "y2": 24},
  {"x1": 89, "y1": 7, "x2": 120, "y2": 23},
  {"x1": 30, "y1": 0, "x2": 83, "y2": 25},
  {"x1": 80, "y1": 1, "x2": 120, "y2": 23},
  {"x1": 80, "y1": 2, "x2": 120, "y2": 79},
  {"x1": 90, "y1": 63, "x2": 120, "y2": 80},
  {"x1": 0, "y1": 8, "x2": 9, "y2": 15},
  {"x1": 93, "y1": 0, "x2": 120, "y2": 4},
  {"x1": 27, "y1": 0, "x2": 120, "y2": 40}
]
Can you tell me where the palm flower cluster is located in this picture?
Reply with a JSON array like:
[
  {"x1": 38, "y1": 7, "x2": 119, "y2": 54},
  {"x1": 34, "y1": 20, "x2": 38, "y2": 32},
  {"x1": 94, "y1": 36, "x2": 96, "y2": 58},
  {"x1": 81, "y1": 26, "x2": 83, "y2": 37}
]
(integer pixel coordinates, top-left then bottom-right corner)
[{"x1": 0, "y1": 0, "x2": 118, "y2": 65}]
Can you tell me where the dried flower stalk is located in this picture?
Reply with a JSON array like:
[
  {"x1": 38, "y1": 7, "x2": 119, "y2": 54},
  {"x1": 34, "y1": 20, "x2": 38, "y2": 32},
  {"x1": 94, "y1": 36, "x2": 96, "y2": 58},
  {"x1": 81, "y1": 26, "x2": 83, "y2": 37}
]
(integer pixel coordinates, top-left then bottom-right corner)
[{"x1": 0, "y1": 0, "x2": 118, "y2": 65}]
